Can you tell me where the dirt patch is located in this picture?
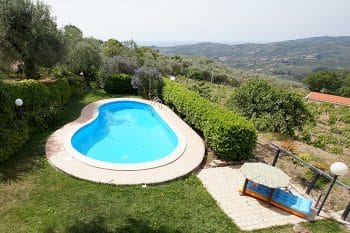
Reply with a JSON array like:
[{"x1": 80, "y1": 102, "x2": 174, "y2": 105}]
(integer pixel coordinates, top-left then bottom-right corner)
[{"x1": 256, "y1": 134, "x2": 350, "y2": 213}]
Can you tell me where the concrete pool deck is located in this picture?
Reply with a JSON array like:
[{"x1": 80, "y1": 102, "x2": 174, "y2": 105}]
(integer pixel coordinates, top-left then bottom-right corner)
[{"x1": 46, "y1": 98, "x2": 205, "y2": 185}]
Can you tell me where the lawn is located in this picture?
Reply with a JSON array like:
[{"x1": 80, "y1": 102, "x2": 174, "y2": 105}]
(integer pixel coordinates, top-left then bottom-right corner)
[{"x1": 0, "y1": 90, "x2": 346, "y2": 233}]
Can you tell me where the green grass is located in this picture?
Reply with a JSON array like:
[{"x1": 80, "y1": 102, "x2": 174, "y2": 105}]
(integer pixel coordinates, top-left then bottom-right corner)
[{"x1": 0, "y1": 89, "x2": 346, "y2": 233}]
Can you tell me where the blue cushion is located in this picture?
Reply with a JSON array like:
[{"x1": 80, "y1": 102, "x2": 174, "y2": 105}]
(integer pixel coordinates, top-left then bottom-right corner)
[{"x1": 245, "y1": 181, "x2": 313, "y2": 215}]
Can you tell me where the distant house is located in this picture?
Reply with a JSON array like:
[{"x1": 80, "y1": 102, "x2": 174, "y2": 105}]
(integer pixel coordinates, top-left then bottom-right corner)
[{"x1": 306, "y1": 92, "x2": 350, "y2": 107}]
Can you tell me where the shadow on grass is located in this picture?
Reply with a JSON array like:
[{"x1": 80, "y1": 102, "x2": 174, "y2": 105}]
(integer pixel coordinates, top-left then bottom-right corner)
[{"x1": 45, "y1": 216, "x2": 182, "y2": 233}]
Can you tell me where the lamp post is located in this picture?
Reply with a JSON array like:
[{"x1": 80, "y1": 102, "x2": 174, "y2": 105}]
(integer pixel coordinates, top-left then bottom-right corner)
[
  {"x1": 317, "y1": 162, "x2": 348, "y2": 215},
  {"x1": 15, "y1": 98, "x2": 23, "y2": 119}
]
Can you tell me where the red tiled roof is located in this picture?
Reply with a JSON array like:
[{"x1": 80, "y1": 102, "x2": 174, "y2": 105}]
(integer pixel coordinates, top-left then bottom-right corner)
[{"x1": 306, "y1": 92, "x2": 350, "y2": 106}]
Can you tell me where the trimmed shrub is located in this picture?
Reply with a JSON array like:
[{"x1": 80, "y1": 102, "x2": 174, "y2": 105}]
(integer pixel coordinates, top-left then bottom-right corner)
[
  {"x1": 0, "y1": 82, "x2": 30, "y2": 161},
  {"x1": 5, "y1": 79, "x2": 72, "y2": 128},
  {"x1": 0, "y1": 78, "x2": 72, "y2": 161},
  {"x1": 104, "y1": 74, "x2": 134, "y2": 95},
  {"x1": 162, "y1": 79, "x2": 256, "y2": 161}
]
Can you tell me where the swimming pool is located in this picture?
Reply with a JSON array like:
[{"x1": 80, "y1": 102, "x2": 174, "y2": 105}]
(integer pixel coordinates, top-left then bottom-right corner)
[{"x1": 66, "y1": 99, "x2": 186, "y2": 170}]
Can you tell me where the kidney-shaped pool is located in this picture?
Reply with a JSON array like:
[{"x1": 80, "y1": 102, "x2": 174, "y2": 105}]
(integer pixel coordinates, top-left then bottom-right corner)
[{"x1": 66, "y1": 99, "x2": 186, "y2": 170}]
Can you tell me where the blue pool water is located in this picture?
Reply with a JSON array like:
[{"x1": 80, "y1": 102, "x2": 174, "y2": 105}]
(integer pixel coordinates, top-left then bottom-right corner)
[{"x1": 71, "y1": 101, "x2": 179, "y2": 163}]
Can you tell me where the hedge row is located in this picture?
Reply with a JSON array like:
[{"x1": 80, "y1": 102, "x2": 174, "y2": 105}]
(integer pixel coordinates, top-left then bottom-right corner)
[
  {"x1": 162, "y1": 79, "x2": 257, "y2": 161},
  {"x1": 0, "y1": 79, "x2": 72, "y2": 161},
  {"x1": 104, "y1": 74, "x2": 135, "y2": 95}
]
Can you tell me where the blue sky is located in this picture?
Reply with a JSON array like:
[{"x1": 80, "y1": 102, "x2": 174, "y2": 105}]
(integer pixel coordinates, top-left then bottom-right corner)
[{"x1": 44, "y1": 0, "x2": 350, "y2": 45}]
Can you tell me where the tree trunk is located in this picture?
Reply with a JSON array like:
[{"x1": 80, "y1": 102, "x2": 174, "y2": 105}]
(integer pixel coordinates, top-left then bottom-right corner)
[
  {"x1": 23, "y1": 59, "x2": 39, "y2": 79},
  {"x1": 84, "y1": 73, "x2": 92, "y2": 90}
]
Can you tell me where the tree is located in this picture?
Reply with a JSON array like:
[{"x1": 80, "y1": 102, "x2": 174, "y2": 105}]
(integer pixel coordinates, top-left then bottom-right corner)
[
  {"x1": 131, "y1": 67, "x2": 163, "y2": 99},
  {"x1": 0, "y1": 0, "x2": 64, "y2": 78},
  {"x1": 63, "y1": 24, "x2": 83, "y2": 48},
  {"x1": 67, "y1": 40, "x2": 102, "y2": 89},
  {"x1": 103, "y1": 55, "x2": 138, "y2": 75},
  {"x1": 232, "y1": 80, "x2": 312, "y2": 136},
  {"x1": 102, "y1": 39, "x2": 125, "y2": 59},
  {"x1": 304, "y1": 70, "x2": 343, "y2": 94}
]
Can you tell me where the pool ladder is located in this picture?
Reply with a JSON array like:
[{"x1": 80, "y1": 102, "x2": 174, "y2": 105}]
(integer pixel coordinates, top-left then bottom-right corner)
[{"x1": 150, "y1": 97, "x2": 162, "y2": 110}]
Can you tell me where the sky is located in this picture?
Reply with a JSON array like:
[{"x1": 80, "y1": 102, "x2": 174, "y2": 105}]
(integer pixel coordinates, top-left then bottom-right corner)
[{"x1": 43, "y1": 0, "x2": 350, "y2": 46}]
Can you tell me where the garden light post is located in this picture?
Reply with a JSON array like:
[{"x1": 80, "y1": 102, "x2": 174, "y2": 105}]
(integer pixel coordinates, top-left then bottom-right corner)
[
  {"x1": 15, "y1": 98, "x2": 23, "y2": 119},
  {"x1": 317, "y1": 162, "x2": 348, "y2": 216}
]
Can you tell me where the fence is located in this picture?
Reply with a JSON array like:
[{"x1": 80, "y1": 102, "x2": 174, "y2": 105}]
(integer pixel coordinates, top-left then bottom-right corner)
[{"x1": 269, "y1": 142, "x2": 350, "y2": 220}]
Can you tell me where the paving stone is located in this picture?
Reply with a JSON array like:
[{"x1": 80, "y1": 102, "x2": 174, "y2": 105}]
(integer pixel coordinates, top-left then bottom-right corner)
[{"x1": 197, "y1": 166, "x2": 317, "y2": 230}]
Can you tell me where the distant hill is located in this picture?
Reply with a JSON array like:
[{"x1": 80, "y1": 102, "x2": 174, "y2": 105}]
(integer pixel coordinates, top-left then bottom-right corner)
[{"x1": 155, "y1": 36, "x2": 350, "y2": 81}]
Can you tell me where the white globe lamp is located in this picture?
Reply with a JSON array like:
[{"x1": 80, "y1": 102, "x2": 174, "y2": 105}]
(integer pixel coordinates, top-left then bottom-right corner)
[
  {"x1": 317, "y1": 162, "x2": 348, "y2": 215},
  {"x1": 330, "y1": 162, "x2": 348, "y2": 176},
  {"x1": 15, "y1": 98, "x2": 23, "y2": 106}
]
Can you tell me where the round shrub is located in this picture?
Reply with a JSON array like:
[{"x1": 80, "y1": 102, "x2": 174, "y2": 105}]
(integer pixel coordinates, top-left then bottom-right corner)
[
  {"x1": 104, "y1": 74, "x2": 134, "y2": 95},
  {"x1": 232, "y1": 79, "x2": 312, "y2": 136}
]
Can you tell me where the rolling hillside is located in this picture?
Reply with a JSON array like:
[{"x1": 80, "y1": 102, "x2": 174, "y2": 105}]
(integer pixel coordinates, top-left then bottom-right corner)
[{"x1": 156, "y1": 36, "x2": 350, "y2": 81}]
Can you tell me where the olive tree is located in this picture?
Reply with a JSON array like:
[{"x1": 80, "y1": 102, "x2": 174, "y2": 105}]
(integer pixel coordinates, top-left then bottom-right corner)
[
  {"x1": 131, "y1": 67, "x2": 163, "y2": 99},
  {"x1": 67, "y1": 40, "x2": 102, "y2": 89},
  {"x1": 103, "y1": 55, "x2": 138, "y2": 75},
  {"x1": 0, "y1": 0, "x2": 64, "y2": 78}
]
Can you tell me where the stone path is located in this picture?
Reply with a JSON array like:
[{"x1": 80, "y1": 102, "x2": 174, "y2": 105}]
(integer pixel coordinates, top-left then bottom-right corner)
[{"x1": 197, "y1": 166, "x2": 318, "y2": 231}]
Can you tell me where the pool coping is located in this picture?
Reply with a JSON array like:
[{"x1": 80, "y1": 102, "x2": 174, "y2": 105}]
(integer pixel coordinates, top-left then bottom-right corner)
[
  {"x1": 46, "y1": 97, "x2": 205, "y2": 185},
  {"x1": 64, "y1": 98, "x2": 187, "y2": 171}
]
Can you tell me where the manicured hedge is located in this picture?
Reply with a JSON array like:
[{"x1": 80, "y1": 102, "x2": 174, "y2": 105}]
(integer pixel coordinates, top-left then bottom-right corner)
[
  {"x1": 0, "y1": 78, "x2": 72, "y2": 161},
  {"x1": 104, "y1": 73, "x2": 134, "y2": 94},
  {"x1": 162, "y1": 79, "x2": 257, "y2": 161}
]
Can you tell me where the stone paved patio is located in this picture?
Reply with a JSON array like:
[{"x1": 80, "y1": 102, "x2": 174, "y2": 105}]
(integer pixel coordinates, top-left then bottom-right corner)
[{"x1": 197, "y1": 166, "x2": 319, "y2": 231}]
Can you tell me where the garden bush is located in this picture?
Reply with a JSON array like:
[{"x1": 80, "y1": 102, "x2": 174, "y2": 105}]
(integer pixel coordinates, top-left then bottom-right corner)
[
  {"x1": 104, "y1": 74, "x2": 134, "y2": 95},
  {"x1": 132, "y1": 67, "x2": 163, "y2": 99},
  {"x1": 103, "y1": 55, "x2": 138, "y2": 75},
  {"x1": 162, "y1": 79, "x2": 256, "y2": 161},
  {"x1": 231, "y1": 79, "x2": 312, "y2": 136},
  {"x1": 0, "y1": 78, "x2": 72, "y2": 161},
  {"x1": 0, "y1": 82, "x2": 30, "y2": 161}
]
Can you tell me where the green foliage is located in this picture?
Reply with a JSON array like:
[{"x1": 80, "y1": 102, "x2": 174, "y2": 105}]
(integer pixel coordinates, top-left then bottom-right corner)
[
  {"x1": 102, "y1": 39, "x2": 125, "y2": 59},
  {"x1": 104, "y1": 74, "x2": 134, "y2": 95},
  {"x1": 49, "y1": 65, "x2": 74, "y2": 80},
  {"x1": 304, "y1": 70, "x2": 343, "y2": 94},
  {"x1": 66, "y1": 39, "x2": 102, "y2": 89},
  {"x1": 103, "y1": 55, "x2": 138, "y2": 75},
  {"x1": 0, "y1": 0, "x2": 64, "y2": 78},
  {"x1": 0, "y1": 82, "x2": 29, "y2": 161},
  {"x1": 0, "y1": 79, "x2": 71, "y2": 161},
  {"x1": 131, "y1": 67, "x2": 163, "y2": 99},
  {"x1": 232, "y1": 80, "x2": 312, "y2": 136},
  {"x1": 63, "y1": 24, "x2": 83, "y2": 48},
  {"x1": 162, "y1": 79, "x2": 256, "y2": 161}
]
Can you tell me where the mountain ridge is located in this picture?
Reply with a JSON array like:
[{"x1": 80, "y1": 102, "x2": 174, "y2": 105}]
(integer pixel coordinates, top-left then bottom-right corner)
[{"x1": 155, "y1": 36, "x2": 350, "y2": 81}]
